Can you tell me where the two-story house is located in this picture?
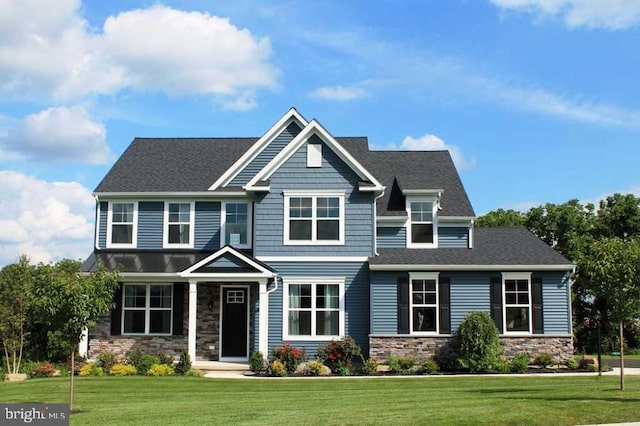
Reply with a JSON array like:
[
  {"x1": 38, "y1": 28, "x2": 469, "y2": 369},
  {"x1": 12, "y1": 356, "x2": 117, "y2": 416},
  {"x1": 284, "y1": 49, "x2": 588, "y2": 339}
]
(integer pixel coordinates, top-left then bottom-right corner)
[{"x1": 82, "y1": 108, "x2": 574, "y2": 363}]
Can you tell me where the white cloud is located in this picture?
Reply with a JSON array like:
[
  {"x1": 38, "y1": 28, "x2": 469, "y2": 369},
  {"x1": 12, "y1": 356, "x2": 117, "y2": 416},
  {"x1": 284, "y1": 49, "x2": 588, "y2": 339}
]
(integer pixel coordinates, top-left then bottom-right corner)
[
  {"x1": 0, "y1": 2, "x2": 277, "y2": 103},
  {"x1": 309, "y1": 84, "x2": 367, "y2": 101},
  {"x1": 400, "y1": 134, "x2": 476, "y2": 171},
  {"x1": 491, "y1": 0, "x2": 640, "y2": 30},
  {"x1": 0, "y1": 106, "x2": 112, "y2": 164},
  {"x1": 0, "y1": 171, "x2": 94, "y2": 266}
]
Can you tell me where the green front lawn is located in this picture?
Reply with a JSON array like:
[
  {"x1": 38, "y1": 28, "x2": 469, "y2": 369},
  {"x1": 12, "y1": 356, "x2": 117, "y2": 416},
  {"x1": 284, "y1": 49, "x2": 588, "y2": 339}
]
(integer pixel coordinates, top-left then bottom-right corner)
[{"x1": 1, "y1": 375, "x2": 639, "y2": 425}]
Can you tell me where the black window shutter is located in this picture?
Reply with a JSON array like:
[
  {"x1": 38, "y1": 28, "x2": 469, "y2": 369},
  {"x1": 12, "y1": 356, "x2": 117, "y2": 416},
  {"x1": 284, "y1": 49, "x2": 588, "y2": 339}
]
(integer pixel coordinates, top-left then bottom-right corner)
[
  {"x1": 397, "y1": 275, "x2": 409, "y2": 334},
  {"x1": 532, "y1": 277, "x2": 544, "y2": 334},
  {"x1": 490, "y1": 277, "x2": 503, "y2": 333},
  {"x1": 439, "y1": 277, "x2": 451, "y2": 334},
  {"x1": 111, "y1": 284, "x2": 123, "y2": 336},
  {"x1": 173, "y1": 283, "x2": 185, "y2": 335}
]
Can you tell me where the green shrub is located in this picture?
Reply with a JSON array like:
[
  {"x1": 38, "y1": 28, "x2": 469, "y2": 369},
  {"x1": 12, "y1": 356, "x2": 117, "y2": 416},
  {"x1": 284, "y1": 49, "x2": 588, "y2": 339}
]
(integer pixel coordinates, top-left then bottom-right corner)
[
  {"x1": 579, "y1": 357, "x2": 598, "y2": 371},
  {"x1": 249, "y1": 351, "x2": 266, "y2": 373},
  {"x1": 388, "y1": 356, "x2": 415, "y2": 375},
  {"x1": 359, "y1": 358, "x2": 379, "y2": 375},
  {"x1": 127, "y1": 351, "x2": 160, "y2": 375},
  {"x1": 185, "y1": 368, "x2": 205, "y2": 377},
  {"x1": 147, "y1": 364, "x2": 175, "y2": 376},
  {"x1": 272, "y1": 343, "x2": 306, "y2": 374},
  {"x1": 565, "y1": 357, "x2": 578, "y2": 370},
  {"x1": 97, "y1": 351, "x2": 117, "y2": 373},
  {"x1": 495, "y1": 359, "x2": 512, "y2": 374},
  {"x1": 456, "y1": 311, "x2": 503, "y2": 373},
  {"x1": 109, "y1": 364, "x2": 137, "y2": 376},
  {"x1": 511, "y1": 352, "x2": 530, "y2": 373},
  {"x1": 419, "y1": 359, "x2": 440, "y2": 375},
  {"x1": 157, "y1": 353, "x2": 174, "y2": 366},
  {"x1": 29, "y1": 362, "x2": 57, "y2": 378},
  {"x1": 533, "y1": 353, "x2": 554, "y2": 367},
  {"x1": 269, "y1": 360, "x2": 287, "y2": 377},
  {"x1": 175, "y1": 351, "x2": 192, "y2": 376},
  {"x1": 79, "y1": 364, "x2": 104, "y2": 377},
  {"x1": 305, "y1": 360, "x2": 325, "y2": 376},
  {"x1": 316, "y1": 337, "x2": 362, "y2": 375}
]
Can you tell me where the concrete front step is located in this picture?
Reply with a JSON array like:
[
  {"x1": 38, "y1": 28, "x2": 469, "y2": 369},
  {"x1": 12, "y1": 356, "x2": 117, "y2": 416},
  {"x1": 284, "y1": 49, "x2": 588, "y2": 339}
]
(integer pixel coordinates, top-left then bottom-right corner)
[{"x1": 193, "y1": 361, "x2": 249, "y2": 371}]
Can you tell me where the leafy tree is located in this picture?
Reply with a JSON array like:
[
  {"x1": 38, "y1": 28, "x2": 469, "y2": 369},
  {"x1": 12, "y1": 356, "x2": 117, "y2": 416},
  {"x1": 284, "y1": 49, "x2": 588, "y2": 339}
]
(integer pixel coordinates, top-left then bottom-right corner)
[
  {"x1": 0, "y1": 256, "x2": 34, "y2": 375},
  {"x1": 594, "y1": 193, "x2": 640, "y2": 240},
  {"x1": 475, "y1": 209, "x2": 525, "y2": 228},
  {"x1": 579, "y1": 237, "x2": 640, "y2": 390},
  {"x1": 33, "y1": 259, "x2": 119, "y2": 410}
]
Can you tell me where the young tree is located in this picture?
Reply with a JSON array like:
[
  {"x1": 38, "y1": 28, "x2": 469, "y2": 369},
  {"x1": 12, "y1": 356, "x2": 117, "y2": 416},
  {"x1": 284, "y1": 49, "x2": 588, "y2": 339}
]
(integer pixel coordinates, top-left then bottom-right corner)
[
  {"x1": 579, "y1": 237, "x2": 640, "y2": 390},
  {"x1": 34, "y1": 259, "x2": 119, "y2": 410},
  {"x1": 0, "y1": 256, "x2": 34, "y2": 376}
]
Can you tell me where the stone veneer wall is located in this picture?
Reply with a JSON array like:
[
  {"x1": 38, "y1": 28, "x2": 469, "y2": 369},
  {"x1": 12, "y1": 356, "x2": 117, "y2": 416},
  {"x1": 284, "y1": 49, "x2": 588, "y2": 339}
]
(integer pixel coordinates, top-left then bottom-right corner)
[
  {"x1": 369, "y1": 335, "x2": 573, "y2": 363},
  {"x1": 89, "y1": 283, "x2": 256, "y2": 361}
]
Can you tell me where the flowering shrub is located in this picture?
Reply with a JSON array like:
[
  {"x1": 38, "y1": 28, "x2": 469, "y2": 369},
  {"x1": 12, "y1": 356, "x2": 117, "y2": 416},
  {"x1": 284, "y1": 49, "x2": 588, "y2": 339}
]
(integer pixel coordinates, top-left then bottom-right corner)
[
  {"x1": 305, "y1": 361, "x2": 325, "y2": 376},
  {"x1": 359, "y1": 358, "x2": 379, "y2": 375},
  {"x1": 316, "y1": 337, "x2": 362, "y2": 375},
  {"x1": 147, "y1": 364, "x2": 175, "y2": 376},
  {"x1": 29, "y1": 362, "x2": 57, "y2": 378},
  {"x1": 269, "y1": 360, "x2": 287, "y2": 377},
  {"x1": 109, "y1": 364, "x2": 137, "y2": 376},
  {"x1": 271, "y1": 343, "x2": 306, "y2": 374},
  {"x1": 79, "y1": 364, "x2": 104, "y2": 377}
]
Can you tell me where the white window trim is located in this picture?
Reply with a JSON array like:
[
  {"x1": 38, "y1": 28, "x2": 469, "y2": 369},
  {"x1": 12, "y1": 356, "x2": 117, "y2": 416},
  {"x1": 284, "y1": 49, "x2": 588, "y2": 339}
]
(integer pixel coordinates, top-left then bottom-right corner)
[
  {"x1": 283, "y1": 191, "x2": 345, "y2": 246},
  {"x1": 122, "y1": 283, "x2": 173, "y2": 336},
  {"x1": 163, "y1": 202, "x2": 195, "y2": 249},
  {"x1": 409, "y1": 272, "x2": 439, "y2": 335},
  {"x1": 282, "y1": 277, "x2": 345, "y2": 341},
  {"x1": 106, "y1": 201, "x2": 138, "y2": 249},
  {"x1": 502, "y1": 272, "x2": 532, "y2": 335},
  {"x1": 220, "y1": 201, "x2": 253, "y2": 249},
  {"x1": 406, "y1": 198, "x2": 438, "y2": 248}
]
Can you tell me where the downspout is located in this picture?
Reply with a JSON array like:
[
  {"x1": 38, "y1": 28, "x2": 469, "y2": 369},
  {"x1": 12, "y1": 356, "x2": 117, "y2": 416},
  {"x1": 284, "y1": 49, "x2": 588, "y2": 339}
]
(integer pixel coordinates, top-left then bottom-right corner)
[{"x1": 373, "y1": 188, "x2": 385, "y2": 256}]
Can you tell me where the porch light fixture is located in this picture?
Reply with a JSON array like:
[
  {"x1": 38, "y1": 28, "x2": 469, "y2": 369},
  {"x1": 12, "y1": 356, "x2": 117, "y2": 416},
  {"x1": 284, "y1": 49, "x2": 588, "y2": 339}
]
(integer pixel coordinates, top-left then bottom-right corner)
[{"x1": 208, "y1": 298, "x2": 214, "y2": 310}]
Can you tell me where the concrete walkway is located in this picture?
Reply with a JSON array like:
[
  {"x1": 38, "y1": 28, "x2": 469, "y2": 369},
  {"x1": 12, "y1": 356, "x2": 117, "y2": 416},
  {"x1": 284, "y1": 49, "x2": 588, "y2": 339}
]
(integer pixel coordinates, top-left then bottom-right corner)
[{"x1": 204, "y1": 367, "x2": 640, "y2": 379}]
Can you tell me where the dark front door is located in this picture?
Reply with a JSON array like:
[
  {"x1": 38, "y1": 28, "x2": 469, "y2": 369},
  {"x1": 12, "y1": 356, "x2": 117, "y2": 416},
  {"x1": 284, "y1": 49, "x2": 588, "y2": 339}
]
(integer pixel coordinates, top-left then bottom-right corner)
[{"x1": 221, "y1": 287, "x2": 248, "y2": 359}]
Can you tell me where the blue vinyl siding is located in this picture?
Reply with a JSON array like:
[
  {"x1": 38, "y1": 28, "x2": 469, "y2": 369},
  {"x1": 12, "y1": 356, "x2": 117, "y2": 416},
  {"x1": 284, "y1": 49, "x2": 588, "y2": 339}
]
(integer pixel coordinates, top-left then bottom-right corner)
[
  {"x1": 137, "y1": 202, "x2": 163, "y2": 248},
  {"x1": 200, "y1": 253, "x2": 249, "y2": 270},
  {"x1": 194, "y1": 201, "x2": 221, "y2": 251},
  {"x1": 98, "y1": 202, "x2": 107, "y2": 249},
  {"x1": 230, "y1": 122, "x2": 302, "y2": 187},
  {"x1": 254, "y1": 137, "x2": 375, "y2": 257},
  {"x1": 377, "y1": 226, "x2": 406, "y2": 248},
  {"x1": 266, "y1": 262, "x2": 370, "y2": 356},
  {"x1": 438, "y1": 227, "x2": 469, "y2": 248},
  {"x1": 370, "y1": 271, "x2": 571, "y2": 336}
]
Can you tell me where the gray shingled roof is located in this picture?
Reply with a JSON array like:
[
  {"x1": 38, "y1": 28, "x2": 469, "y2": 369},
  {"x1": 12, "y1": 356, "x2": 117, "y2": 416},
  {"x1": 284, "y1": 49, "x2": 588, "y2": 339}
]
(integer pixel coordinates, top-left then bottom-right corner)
[{"x1": 370, "y1": 228, "x2": 574, "y2": 267}]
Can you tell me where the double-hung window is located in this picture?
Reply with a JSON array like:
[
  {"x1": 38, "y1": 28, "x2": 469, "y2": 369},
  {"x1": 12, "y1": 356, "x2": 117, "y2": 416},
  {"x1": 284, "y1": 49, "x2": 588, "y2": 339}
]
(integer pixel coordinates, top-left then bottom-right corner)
[
  {"x1": 284, "y1": 279, "x2": 344, "y2": 340},
  {"x1": 284, "y1": 192, "x2": 344, "y2": 245},
  {"x1": 164, "y1": 202, "x2": 194, "y2": 248},
  {"x1": 123, "y1": 284, "x2": 173, "y2": 335},
  {"x1": 107, "y1": 202, "x2": 137, "y2": 248},
  {"x1": 503, "y1": 273, "x2": 531, "y2": 334},
  {"x1": 221, "y1": 202, "x2": 251, "y2": 248},
  {"x1": 410, "y1": 273, "x2": 438, "y2": 334},
  {"x1": 408, "y1": 200, "x2": 436, "y2": 247}
]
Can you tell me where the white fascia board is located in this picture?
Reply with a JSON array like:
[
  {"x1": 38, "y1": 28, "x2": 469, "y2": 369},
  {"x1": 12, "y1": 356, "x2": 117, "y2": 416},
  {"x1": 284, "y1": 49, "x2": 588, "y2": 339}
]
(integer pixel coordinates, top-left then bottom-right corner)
[
  {"x1": 369, "y1": 264, "x2": 576, "y2": 271},
  {"x1": 117, "y1": 273, "x2": 181, "y2": 282},
  {"x1": 438, "y1": 216, "x2": 476, "y2": 222},
  {"x1": 181, "y1": 272, "x2": 275, "y2": 279},
  {"x1": 377, "y1": 216, "x2": 408, "y2": 224},
  {"x1": 402, "y1": 189, "x2": 444, "y2": 196},
  {"x1": 180, "y1": 245, "x2": 276, "y2": 276},
  {"x1": 209, "y1": 108, "x2": 309, "y2": 190},
  {"x1": 256, "y1": 256, "x2": 369, "y2": 262},
  {"x1": 245, "y1": 119, "x2": 383, "y2": 192},
  {"x1": 94, "y1": 191, "x2": 248, "y2": 199}
]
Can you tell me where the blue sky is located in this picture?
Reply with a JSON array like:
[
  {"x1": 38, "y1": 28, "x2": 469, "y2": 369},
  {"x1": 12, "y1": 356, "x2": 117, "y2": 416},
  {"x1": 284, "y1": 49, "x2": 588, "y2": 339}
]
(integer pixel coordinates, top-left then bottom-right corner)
[{"x1": 1, "y1": 0, "x2": 639, "y2": 266}]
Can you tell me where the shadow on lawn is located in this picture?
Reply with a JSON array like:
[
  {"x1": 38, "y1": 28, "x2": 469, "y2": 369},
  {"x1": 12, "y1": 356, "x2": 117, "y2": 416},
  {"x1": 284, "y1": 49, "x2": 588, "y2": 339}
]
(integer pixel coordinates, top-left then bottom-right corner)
[{"x1": 473, "y1": 388, "x2": 640, "y2": 403}]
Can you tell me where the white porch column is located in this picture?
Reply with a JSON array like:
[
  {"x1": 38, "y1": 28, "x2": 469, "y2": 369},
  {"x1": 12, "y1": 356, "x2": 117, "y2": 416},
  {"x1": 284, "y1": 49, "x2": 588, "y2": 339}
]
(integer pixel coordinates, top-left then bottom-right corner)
[
  {"x1": 258, "y1": 279, "x2": 269, "y2": 356},
  {"x1": 78, "y1": 327, "x2": 89, "y2": 358},
  {"x1": 188, "y1": 280, "x2": 198, "y2": 361}
]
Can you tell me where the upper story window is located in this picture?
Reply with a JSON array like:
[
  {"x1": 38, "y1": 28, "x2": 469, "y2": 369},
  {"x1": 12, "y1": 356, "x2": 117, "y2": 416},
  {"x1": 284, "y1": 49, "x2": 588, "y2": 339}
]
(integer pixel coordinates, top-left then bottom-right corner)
[
  {"x1": 503, "y1": 273, "x2": 532, "y2": 334},
  {"x1": 407, "y1": 199, "x2": 437, "y2": 248},
  {"x1": 123, "y1": 284, "x2": 172, "y2": 335},
  {"x1": 284, "y1": 192, "x2": 345, "y2": 245},
  {"x1": 107, "y1": 201, "x2": 137, "y2": 248},
  {"x1": 410, "y1": 273, "x2": 439, "y2": 334},
  {"x1": 221, "y1": 202, "x2": 252, "y2": 248},
  {"x1": 163, "y1": 202, "x2": 194, "y2": 248}
]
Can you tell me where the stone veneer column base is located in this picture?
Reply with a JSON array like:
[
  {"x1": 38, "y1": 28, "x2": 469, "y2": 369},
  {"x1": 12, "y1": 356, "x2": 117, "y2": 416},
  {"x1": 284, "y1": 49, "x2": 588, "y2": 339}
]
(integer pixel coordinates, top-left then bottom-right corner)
[{"x1": 369, "y1": 335, "x2": 573, "y2": 363}]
